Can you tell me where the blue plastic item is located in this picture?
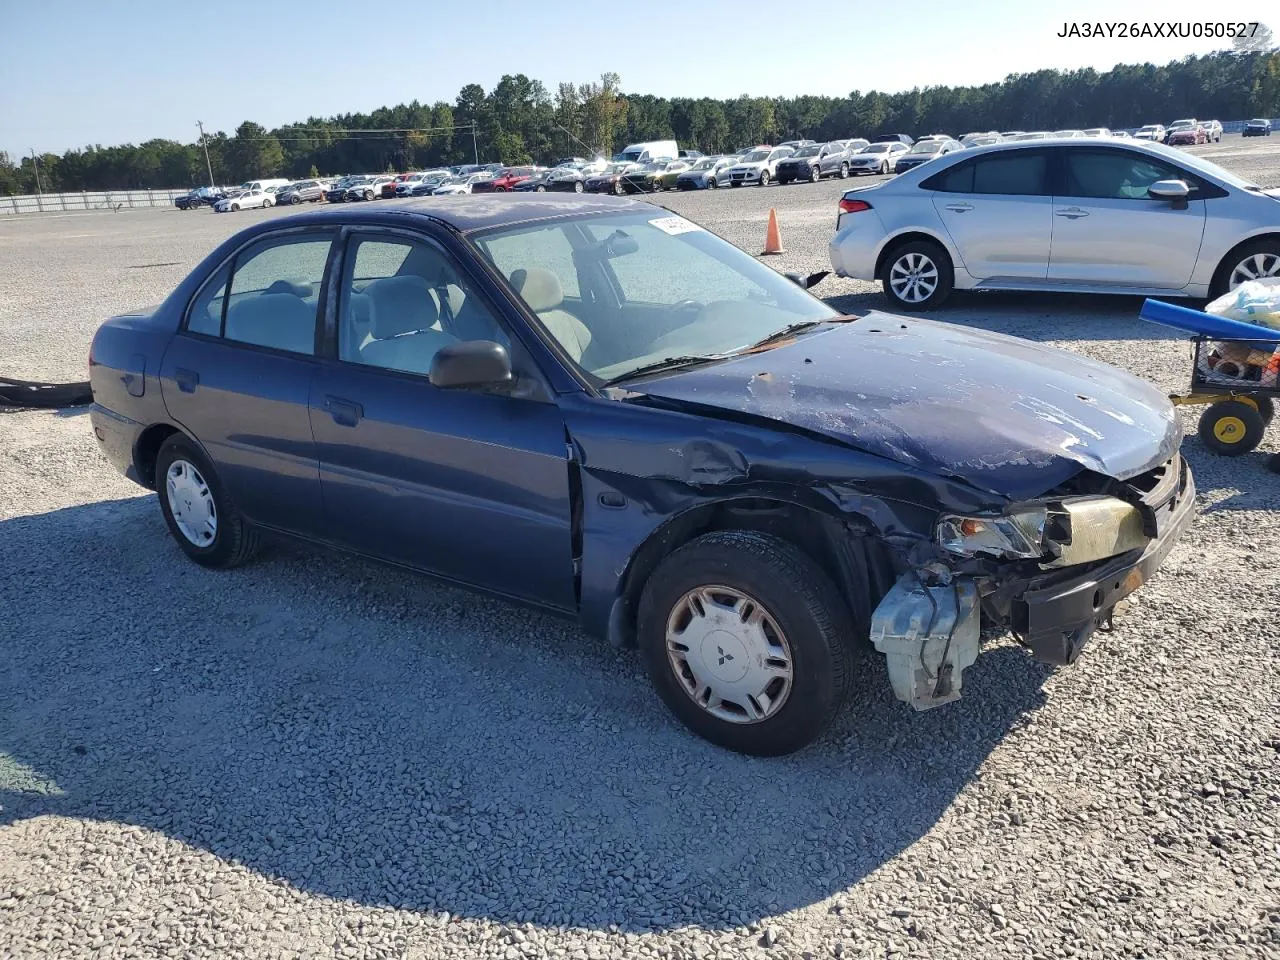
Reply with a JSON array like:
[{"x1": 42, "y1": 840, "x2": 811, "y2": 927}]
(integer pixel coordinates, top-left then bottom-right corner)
[{"x1": 1139, "y1": 298, "x2": 1280, "y2": 343}]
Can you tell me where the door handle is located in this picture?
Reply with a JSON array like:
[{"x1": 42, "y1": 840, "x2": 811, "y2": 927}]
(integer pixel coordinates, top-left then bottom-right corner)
[
  {"x1": 943, "y1": 202, "x2": 973, "y2": 213},
  {"x1": 1055, "y1": 207, "x2": 1089, "y2": 219},
  {"x1": 174, "y1": 368, "x2": 199, "y2": 393},
  {"x1": 323, "y1": 395, "x2": 363, "y2": 427}
]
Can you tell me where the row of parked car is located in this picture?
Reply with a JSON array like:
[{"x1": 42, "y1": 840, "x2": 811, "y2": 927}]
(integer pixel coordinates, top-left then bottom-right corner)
[{"x1": 175, "y1": 115, "x2": 1252, "y2": 214}]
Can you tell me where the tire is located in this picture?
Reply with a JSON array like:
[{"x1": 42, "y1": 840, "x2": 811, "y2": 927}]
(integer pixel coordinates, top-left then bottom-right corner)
[
  {"x1": 614, "y1": 181, "x2": 624, "y2": 196},
  {"x1": 574, "y1": 180, "x2": 584, "y2": 193},
  {"x1": 230, "y1": 203, "x2": 239, "y2": 212},
  {"x1": 879, "y1": 161, "x2": 888, "y2": 175},
  {"x1": 1198, "y1": 400, "x2": 1266, "y2": 456},
  {"x1": 839, "y1": 162, "x2": 849, "y2": 179},
  {"x1": 1213, "y1": 238, "x2": 1280, "y2": 297},
  {"x1": 155, "y1": 434, "x2": 261, "y2": 569},
  {"x1": 291, "y1": 194, "x2": 302, "y2": 204},
  {"x1": 263, "y1": 198, "x2": 273, "y2": 208},
  {"x1": 364, "y1": 189, "x2": 375, "y2": 201},
  {"x1": 708, "y1": 177, "x2": 718, "y2": 189},
  {"x1": 759, "y1": 170, "x2": 770, "y2": 187},
  {"x1": 637, "y1": 531, "x2": 855, "y2": 756},
  {"x1": 537, "y1": 185, "x2": 547, "y2": 192},
  {"x1": 881, "y1": 239, "x2": 954, "y2": 310},
  {"x1": 810, "y1": 165, "x2": 822, "y2": 183},
  {"x1": 1254, "y1": 395, "x2": 1276, "y2": 425}
]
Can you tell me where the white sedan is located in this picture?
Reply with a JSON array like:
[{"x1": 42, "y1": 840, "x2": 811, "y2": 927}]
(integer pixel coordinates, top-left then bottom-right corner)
[
  {"x1": 212, "y1": 188, "x2": 274, "y2": 213},
  {"x1": 845, "y1": 142, "x2": 910, "y2": 175},
  {"x1": 432, "y1": 173, "x2": 493, "y2": 195}
]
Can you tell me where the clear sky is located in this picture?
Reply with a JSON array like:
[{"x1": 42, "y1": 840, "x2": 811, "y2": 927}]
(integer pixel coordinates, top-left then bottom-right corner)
[{"x1": 0, "y1": 0, "x2": 1267, "y2": 157}]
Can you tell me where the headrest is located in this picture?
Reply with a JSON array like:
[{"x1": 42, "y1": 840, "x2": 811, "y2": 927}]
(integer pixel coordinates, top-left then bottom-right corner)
[
  {"x1": 509, "y1": 267, "x2": 564, "y2": 313},
  {"x1": 364, "y1": 276, "x2": 440, "y2": 339},
  {"x1": 264, "y1": 278, "x2": 311, "y2": 298},
  {"x1": 224, "y1": 294, "x2": 316, "y2": 354}
]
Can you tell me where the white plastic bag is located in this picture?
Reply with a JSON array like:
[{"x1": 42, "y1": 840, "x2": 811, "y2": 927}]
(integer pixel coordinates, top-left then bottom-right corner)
[{"x1": 1205, "y1": 277, "x2": 1280, "y2": 330}]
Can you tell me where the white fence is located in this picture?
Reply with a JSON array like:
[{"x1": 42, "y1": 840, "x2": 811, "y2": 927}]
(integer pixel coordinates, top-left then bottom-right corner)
[{"x1": 1, "y1": 189, "x2": 191, "y2": 215}]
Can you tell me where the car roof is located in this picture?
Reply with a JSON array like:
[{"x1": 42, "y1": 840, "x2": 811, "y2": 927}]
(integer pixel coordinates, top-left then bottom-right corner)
[{"x1": 265, "y1": 193, "x2": 651, "y2": 233}]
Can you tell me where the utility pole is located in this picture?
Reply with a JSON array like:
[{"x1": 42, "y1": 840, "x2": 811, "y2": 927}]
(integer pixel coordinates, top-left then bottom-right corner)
[
  {"x1": 471, "y1": 122, "x2": 479, "y2": 164},
  {"x1": 196, "y1": 120, "x2": 215, "y2": 187},
  {"x1": 30, "y1": 149, "x2": 42, "y2": 194}
]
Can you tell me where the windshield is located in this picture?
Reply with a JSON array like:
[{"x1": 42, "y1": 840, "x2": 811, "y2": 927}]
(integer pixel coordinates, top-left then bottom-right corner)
[
  {"x1": 1250, "y1": 119, "x2": 1268, "y2": 124},
  {"x1": 910, "y1": 141, "x2": 943, "y2": 154},
  {"x1": 862, "y1": 144, "x2": 890, "y2": 154},
  {"x1": 691, "y1": 158, "x2": 717, "y2": 170},
  {"x1": 793, "y1": 146, "x2": 821, "y2": 158},
  {"x1": 741, "y1": 150, "x2": 770, "y2": 162},
  {"x1": 1169, "y1": 121, "x2": 1193, "y2": 129},
  {"x1": 1140, "y1": 125, "x2": 1161, "y2": 132},
  {"x1": 437, "y1": 177, "x2": 463, "y2": 187},
  {"x1": 473, "y1": 211, "x2": 837, "y2": 383}
]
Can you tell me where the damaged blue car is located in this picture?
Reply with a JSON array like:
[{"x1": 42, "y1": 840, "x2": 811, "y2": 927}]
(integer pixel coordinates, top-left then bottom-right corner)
[{"x1": 89, "y1": 195, "x2": 1196, "y2": 755}]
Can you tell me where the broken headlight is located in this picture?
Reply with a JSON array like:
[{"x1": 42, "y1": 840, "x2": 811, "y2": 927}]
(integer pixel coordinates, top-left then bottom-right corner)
[{"x1": 936, "y1": 506, "x2": 1049, "y2": 560}]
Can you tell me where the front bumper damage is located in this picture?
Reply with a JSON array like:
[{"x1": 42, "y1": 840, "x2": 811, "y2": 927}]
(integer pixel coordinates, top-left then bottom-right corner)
[{"x1": 869, "y1": 465, "x2": 1196, "y2": 710}]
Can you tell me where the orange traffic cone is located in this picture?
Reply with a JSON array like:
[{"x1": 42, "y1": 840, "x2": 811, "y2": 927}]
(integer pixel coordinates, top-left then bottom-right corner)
[{"x1": 761, "y1": 208, "x2": 784, "y2": 255}]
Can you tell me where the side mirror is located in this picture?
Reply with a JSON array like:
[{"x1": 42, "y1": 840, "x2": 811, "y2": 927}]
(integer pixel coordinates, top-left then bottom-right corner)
[
  {"x1": 429, "y1": 340, "x2": 514, "y2": 390},
  {"x1": 785, "y1": 270, "x2": 830, "y2": 290},
  {"x1": 1148, "y1": 179, "x2": 1190, "y2": 209}
]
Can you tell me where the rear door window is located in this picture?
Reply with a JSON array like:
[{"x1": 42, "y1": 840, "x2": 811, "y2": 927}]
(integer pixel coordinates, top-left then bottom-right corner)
[
  {"x1": 184, "y1": 231, "x2": 336, "y2": 354},
  {"x1": 924, "y1": 151, "x2": 1050, "y2": 196}
]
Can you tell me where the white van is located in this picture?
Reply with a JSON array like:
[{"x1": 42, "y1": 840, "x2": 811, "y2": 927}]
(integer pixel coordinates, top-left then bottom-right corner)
[
  {"x1": 614, "y1": 140, "x2": 679, "y2": 164},
  {"x1": 239, "y1": 178, "x2": 292, "y2": 194}
]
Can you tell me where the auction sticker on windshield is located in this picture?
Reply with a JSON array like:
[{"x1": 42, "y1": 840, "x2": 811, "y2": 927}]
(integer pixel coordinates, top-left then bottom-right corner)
[{"x1": 650, "y1": 216, "x2": 703, "y2": 235}]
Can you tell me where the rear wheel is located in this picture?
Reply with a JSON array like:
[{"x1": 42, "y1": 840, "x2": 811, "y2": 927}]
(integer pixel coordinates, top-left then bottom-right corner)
[
  {"x1": 574, "y1": 180, "x2": 584, "y2": 193},
  {"x1": 637, "y1": 531, "x2": 855, "y2": 756},
  {"x1": 1198, "y1": 400, "x2": 1266, "y2": 456},
  {"x1": 882, "y1": 239, "x2": 954, "y2": 310},
  {"x1": 156, "y1": 435, "x2": 260, "y2": 569},
  {"x1": 839, "y1": 162, "x2": 849, "y2": 179}
]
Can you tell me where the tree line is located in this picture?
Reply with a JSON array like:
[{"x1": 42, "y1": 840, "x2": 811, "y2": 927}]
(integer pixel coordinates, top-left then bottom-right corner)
[{"x1": 3, "y1": 50, "x2": 1279, "y2": 195}]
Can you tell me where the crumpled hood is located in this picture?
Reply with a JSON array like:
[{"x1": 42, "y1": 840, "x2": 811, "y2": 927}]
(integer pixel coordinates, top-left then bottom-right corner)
[{"x1": 630, "y1": 313, "x2": 1181, "y2": 501}]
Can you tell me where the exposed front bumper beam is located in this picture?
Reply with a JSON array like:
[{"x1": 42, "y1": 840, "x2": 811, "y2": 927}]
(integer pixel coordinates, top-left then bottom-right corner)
[
  {"x1": 1014, "y1": 468, "x2": 1197, "y2": 665},
  {"x1": 869, "y1": 466, "x2": 1196, "y2": 709}
]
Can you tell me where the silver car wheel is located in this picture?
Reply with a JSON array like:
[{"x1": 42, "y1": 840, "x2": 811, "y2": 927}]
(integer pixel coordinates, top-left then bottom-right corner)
[
  {"x1": 1229, "y1": 252, "x2": 1280, "y2": 289},
  {"x1": 165, "y1": 459, "x2": 217, "y2": 547},
  {"x1": 665, "y1": 584, "x2": 794, "y2": 725},
  {"x1": 889, "y1": 252, "x2": 940, "y2": 303}
]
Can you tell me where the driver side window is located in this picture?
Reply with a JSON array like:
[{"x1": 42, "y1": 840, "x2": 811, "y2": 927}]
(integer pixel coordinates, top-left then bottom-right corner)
[{"x1": 1062, "y1": 149, "x2": 1187, "y2": 200}]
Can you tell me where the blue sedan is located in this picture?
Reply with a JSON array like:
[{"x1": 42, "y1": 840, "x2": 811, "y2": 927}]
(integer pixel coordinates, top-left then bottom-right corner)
[{"x1": 89, "y1": 195, "x2": 1194, "y2": 754}]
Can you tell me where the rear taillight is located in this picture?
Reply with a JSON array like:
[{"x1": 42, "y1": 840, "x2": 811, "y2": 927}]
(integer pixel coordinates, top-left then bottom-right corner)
[{"x1": 838, "y1": 197, "x2": 872, "y2": 214}]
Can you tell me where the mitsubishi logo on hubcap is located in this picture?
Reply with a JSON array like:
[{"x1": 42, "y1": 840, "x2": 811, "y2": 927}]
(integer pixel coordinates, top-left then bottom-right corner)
[{"x1": 717, "y1": 646, "x2": 734, "y2": 666}]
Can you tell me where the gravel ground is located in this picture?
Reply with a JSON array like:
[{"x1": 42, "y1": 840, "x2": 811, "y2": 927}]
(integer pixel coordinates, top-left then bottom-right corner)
[{"x1": 2, "y1": 135, "x2": 1279, "y2": 960}]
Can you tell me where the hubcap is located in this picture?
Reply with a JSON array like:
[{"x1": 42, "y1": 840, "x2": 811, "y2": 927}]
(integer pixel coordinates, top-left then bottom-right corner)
[
  {"x1": 889, "y1": 252, "x2": 940, "y2": 303},
  {"x1": 665, "y1": 585, "x2": 794, "y2": 725},
  {"x1": 165, "y1": 459, "x2": 217, "y2": 547},
  {"x1": 1229, "y1": 252, "x2": 1280, "y2": 289},
  {"x1": 1213, "y1": 416, "x2": 1246, "y2": 443}
]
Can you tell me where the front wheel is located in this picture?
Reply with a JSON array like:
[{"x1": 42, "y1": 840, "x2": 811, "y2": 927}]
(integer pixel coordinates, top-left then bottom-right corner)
[
  {"x1": 882, "y1": 239, "x2": 954, "y2": 310},
  {"x1": 230, "y1": 203, "x2": 239, "y2": 212},
  {"x1": 759, "y1": 170, "x2": 770, "y2": 186},
  {"x1": 1216, "y1": 239, "x2": 1280, "y2": 296},
  {"x1": 879, "y1": 161, "x2": 888, "y2": 175},
  {"x1": 613, "y1": 181, "x2": 624, "y2": 196},
  {"x1": 637, "y1": 531, "x2": 855, "y2": 756},
  {"x1": 364, "y1": 190, "x2": 375, "y2": 201},
  {"x1": 810, "y1": 165, "x2": 821, "y2": 183},
  {"x1": 291, "y1": 195, "x2": 302, "y2": 204},
  {"x1": 839, "y1": 162, "x2": 849, "y2": 179},
  {"x1": 156, "y1": 435, "x2": 261, "y2": 569},
  {"x1": 573, "y1": 180, "x2": 584, "y2": 193},
  {"x1": 263, "y1": 198, "x2": 273, "y2": 208}
]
